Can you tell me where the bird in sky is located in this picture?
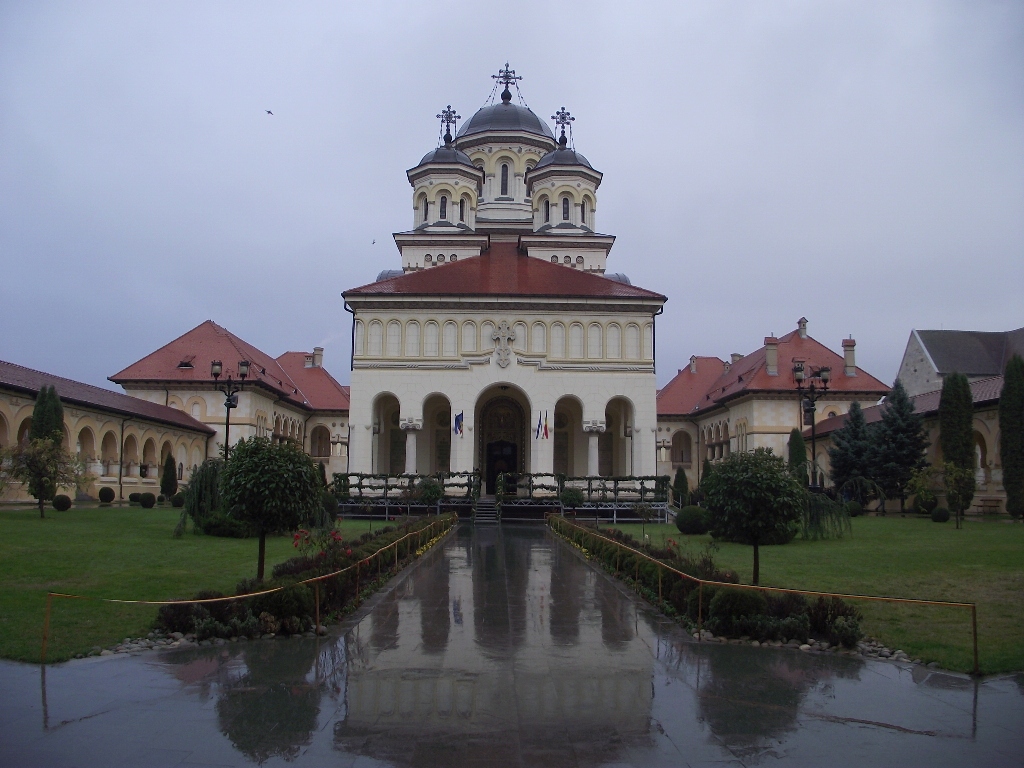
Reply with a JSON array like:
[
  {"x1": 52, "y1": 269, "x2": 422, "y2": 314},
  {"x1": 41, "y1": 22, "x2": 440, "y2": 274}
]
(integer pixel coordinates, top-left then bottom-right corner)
[
  {"x1": 372, "y1": 239, "x2": 376, "y2": 244},
  {"x1": 265, "y1": 110, "x2": 273, "y2": 115}
]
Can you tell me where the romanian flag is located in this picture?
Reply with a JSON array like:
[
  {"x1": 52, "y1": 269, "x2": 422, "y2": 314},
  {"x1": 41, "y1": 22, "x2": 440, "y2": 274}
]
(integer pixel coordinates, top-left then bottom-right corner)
[
  {"x1": 453, "y1": 411, "x2": 464, "y2": 436},
  {"x1": 544, "y1": 411, "x2": 549, "y2": 439},
  {"x1": 535, "y1": 411, "x2": 543, "y2": 439}
]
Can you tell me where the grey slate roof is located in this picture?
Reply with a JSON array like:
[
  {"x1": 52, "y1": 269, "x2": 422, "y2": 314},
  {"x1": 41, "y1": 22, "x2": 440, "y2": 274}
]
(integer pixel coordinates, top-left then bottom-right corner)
[
  {"x1": 533, "y1": 147, "x2": 593, "y2": 170},
  {"x1": 917, "y1": 327, "x2": 1024, "y2": 376},
  {"x1": 457, "y1": 103, "x2": 555, "y2": 140}
]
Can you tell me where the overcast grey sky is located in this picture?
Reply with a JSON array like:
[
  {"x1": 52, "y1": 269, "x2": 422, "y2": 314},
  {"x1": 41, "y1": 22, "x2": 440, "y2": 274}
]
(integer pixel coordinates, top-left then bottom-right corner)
[{"x1": 2, "y1": 1, "x2": 1021, "y2": 391}]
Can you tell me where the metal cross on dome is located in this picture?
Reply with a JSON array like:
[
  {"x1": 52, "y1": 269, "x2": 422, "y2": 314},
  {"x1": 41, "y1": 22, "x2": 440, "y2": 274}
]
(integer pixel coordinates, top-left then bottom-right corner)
[
  {"x1": 437, "y1": 105, "x2": 460, "y2": 143},
  {"x1": 492, "y1": 63, "x2": 522, "y2": 89},
  {"x1": 551, "y1": 106, "x2": 574, "y2": 140}
]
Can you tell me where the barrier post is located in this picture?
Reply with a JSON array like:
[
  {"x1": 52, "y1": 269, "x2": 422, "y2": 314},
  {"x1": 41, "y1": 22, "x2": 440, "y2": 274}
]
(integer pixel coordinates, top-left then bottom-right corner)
[
  {"x1": 697, "y1": 583, "x2": 704, "y2": 642},
  {"x1": 972, "y1": 604, "x2": 979, "y2": 675},
  {"x1": 41, "y1": 593, "x2": 54, "y2": 664}
]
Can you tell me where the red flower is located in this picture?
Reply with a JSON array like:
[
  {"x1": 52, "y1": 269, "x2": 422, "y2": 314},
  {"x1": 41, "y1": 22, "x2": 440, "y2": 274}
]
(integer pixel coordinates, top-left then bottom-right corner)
[{"x1": 345, "y1": 548, "x2": 352, "y2": 556}]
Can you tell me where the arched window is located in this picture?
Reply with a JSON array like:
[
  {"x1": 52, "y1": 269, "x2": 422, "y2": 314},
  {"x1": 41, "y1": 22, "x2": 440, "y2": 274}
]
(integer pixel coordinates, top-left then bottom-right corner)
[
  {"x1": 544, "y1": 199, "x2": 550, "y2": 222},
  {"x1": 500, "y1": 164, "x2": 509, "y2": 196},
  {"x1": 581, "y1": 199, "x2": 587, "y2": 225},
  {"x1": 439, "y1": 195, "x2": 447, "y2": 220},
  {"x1": 562, "y1": 196, "x2": 570, "y2": 221},
  {"x1": 422, "y1": 197, "x2": 428, "y2": 222},
  {"x1": 550, "y1": 255, "x2": 558, "y2": 263},
  {"x1": 459, "y1": 197, "x2": 466, "y2": 222}
]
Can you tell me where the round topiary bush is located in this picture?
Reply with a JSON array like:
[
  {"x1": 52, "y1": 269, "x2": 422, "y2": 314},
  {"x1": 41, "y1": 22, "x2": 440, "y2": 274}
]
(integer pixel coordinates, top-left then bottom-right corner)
[
  {"x1": 157, "y1": 494, "x2": 166, "y2": 504},
  {"x1": 98, "y1": 486, "x2": 115, "y2": 504},
  {"x1": 708, "y1": 587, "x2": 769, "y2": 623},
  {"x1": 52, "y1": 494, "x2": 72, "y2": 511},
  {"x1": 559, "y1": 487, "x2": 585, "y2": 511},
  {"x1": 128, "y1": 492, "x2": 142, "y2": 504},
  {"x1": 140, "y1": 492, "x2": 156, "y2": 509},
  {"x1": 171, "y1": 492, "x2": 185, "y2": 508},
  {"x1": 844, "y1": 500, "x2": 863, "y2": 518},
  {"x1": 675, "y1": 505, "x2": 710, "y2": 535},
  {"x1": 931, "y1": 507, "x2": 950, "y2": 523}
]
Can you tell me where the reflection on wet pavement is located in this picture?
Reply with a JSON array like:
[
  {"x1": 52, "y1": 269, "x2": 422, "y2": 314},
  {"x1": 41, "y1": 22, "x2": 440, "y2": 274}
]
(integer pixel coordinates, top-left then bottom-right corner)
[{"x1": 1, "y1": 523, "x2": 1022, "y2": 767}]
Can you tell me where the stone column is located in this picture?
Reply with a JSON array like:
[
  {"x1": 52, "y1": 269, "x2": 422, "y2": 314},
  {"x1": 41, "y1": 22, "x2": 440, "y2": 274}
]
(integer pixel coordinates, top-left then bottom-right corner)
[
  {"x1": 401, "y1": 418, "x2": 422, "y2": 474},
  {"x1": 583, "y1": 421, "x2": 605, "y2": 476}
]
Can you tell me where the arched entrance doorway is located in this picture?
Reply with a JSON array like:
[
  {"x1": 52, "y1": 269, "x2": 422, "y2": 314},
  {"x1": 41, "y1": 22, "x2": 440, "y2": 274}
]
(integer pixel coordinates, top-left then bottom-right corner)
[{"x1": 476, "y1": 387, "x2": 529, "y2": 495}]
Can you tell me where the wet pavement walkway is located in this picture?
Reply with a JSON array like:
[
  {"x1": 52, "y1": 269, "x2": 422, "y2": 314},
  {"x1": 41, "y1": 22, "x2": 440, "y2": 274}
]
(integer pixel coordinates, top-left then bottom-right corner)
[{"x1": 1, "y1": 524, "x2": 1022, "y2": 767}]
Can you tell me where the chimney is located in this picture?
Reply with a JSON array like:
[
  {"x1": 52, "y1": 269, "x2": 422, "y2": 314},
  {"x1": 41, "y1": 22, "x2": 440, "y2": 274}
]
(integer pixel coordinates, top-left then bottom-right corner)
[
  {"x1": 842, "y1": 338, "x2": 857, "y2": 376},
  {"x1": 731, "y1": 352, "x2": 743, "y2": 364},
  {"x1": 797, "y1": 317, "x2": 808, "y2": 339},
  {"x1": 764, "y1": 337, "x2": 779, "y2": 376},
  {"x1": 689, "y1": 355, "x2": 698, "y2": 374},
  {"x1": 313, "y1": 346, "x2": 324, "y2": 368}
]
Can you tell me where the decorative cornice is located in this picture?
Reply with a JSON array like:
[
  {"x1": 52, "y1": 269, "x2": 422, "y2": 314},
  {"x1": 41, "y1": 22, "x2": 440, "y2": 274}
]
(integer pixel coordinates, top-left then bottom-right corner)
[{"x1": 582, "y1": 419, "x2": 606, "y2": 433}]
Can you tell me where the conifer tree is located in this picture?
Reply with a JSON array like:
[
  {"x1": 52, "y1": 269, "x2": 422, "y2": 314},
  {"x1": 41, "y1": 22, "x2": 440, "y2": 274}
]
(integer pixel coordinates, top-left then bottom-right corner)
[
  {"x1": 787, "y1": 428, "x2": 809, "y2": 486},
  {"x1": 939, "y1": 372, "x2": 975, "y2": 528},
  {"x1": 828, "y1": 401, "x2": 875, "y2": 503},
  {"x1": 1000, "y1": 354, "x2": 1024, "y2": 520},
  {"x1": 672, "y1": 466, "x2": 689, "y2": 507},
  {"x1": 29, "y1": 386, "x2": 64, "y2": 443},
  {"x1": 872, "y1": 380, "x2": 929, "y2": 512},
  {"x1": 160, "y1": 452, "x2": 178, "y2": 499}
]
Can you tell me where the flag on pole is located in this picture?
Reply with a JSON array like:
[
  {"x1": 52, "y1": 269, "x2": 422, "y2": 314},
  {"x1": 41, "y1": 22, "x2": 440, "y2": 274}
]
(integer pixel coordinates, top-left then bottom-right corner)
[
  {"x1": 535, "y1": 411, "x2": 543, "y2": 439},
  {"x1": 544, "y1": 410, "x2": 549, "y2": 439},
  {"x1": 453, "y1": 411, "x2": 464, "y2": 436}
]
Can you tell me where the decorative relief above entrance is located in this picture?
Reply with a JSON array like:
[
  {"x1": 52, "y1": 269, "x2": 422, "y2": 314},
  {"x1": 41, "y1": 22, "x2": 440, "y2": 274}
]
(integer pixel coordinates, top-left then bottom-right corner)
[{"x1": 492, "y1": 321, "x2": 516, "y2": 368}]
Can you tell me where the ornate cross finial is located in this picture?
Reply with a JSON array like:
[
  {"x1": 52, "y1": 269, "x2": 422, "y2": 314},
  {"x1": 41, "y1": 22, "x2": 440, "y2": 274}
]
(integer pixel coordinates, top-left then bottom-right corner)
[
  {"x1": 551, "y1": 106, "x2": 574, "y2": 146},
  {"x1": 437, "y1": 105, "x2": 460, "y2": 145},
  {"x1": 492, "y1": 63, "x2": 522, "y2": 103}
]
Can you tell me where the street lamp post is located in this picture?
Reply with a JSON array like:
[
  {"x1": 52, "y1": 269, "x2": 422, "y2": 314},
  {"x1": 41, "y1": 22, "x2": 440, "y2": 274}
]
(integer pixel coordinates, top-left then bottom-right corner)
[
  {"x1": 211, "y1": 359, "x2": 250, "y2": 459},
  {"x1": 793, "y1": 362, "x2": 830, "y2": 491}
]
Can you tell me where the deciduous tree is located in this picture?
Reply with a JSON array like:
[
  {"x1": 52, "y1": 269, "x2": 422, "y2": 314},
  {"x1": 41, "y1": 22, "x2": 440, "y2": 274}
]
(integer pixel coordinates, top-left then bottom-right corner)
[
  {"x1": 1000, "y1": 354, "x2": 1024, "y2": 520},
  {"x1": 939, "y1": 373, "x2": 975, "y2": 528},
  {"x1": 221, "y1": 437, "x2": 322, "y2": 580},
  {"x1": 702, "y1": 448, "x2": 805, "y2": 585},
  {"x1": 9, "y1": 439, "x2": 76, "y2": 518}
]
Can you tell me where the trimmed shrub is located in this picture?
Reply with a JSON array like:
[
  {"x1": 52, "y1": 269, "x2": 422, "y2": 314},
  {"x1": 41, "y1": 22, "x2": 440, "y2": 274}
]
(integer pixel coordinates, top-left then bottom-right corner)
[
  {"x1": 140, "y1": 492, "x2": 156, "y2": 509},
  {"x1": 194, "y1": 617, "x2": 231, "y2": 641},
  {"x1": 416, "y1": 478, "x2": 444, "y2": 506},
  {"x1": 686, "y1": 584, "x2": 719, "y2": 622},
  {"x1": 808, "y1": 596, "x2": 863, "y2": 647},
  {"x1": 157, "y1": 600, "x2": 204, "y2": 634},
  {"x1": 709, "y1": 587, "x2": 769, "y2": 625},
  {"x1": 98, "y1": 486, "x2": 115, "y2": 504},
  {"x1": 931, "y1": 507, "x2": 951, "y2": 523},
  {"x1": 831, "y1": 616, "x2": 862, "y2": 648},
  {"x1": 560, "y1": 487, "x2": 585, "y2": 510},
  {"x1": 199, "y1": 512, "x2": 253, "y2": 538},
  {"x1": 171, "y1": 492, "x2": 185, "y2": 508},
  {"x1": 766, "y1": 591, "x2": 809, "y2": 620},
  {"x1": 244, "y1": 582, "x2": 315, "y2": 627},
  {"x1": 844, "y1": 500, "x2": 863, "y2": 518},
  {"x1": 128, "y1": 492, "x2": 141, "y2": 504},
  {"x1": 675, "y1": 505, "x2": 710, "y2": 535},
  {"x1": 157, "y1": 494, "x2": 166, "y2": 504},
  {"x1": 52, "y1": 494, "x2": 72, "y2": 511}
]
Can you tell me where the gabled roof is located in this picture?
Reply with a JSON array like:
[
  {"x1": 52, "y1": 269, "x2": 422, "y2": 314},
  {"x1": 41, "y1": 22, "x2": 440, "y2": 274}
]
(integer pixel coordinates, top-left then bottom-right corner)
[
  {"x1": 109, "y1": 321, "x2": 348, "y2": 412},
  {"x1": 0, "y1": 360, "x2": 214, "y2": 434},
  {"x1": 689, "y1": 329, "x2": 889, "y2": 415},
  {"x1": 344, "y1": 243, "x2": 665, "y2": 301},
  {"x1": 810, "y1": 375, "x2": 1004, "y2": 438},
  {"x1": 657, "y1": 357, "x2": 727, "y2": 416},
  {"x1": 275, "y1": 353, "x2": 350, "y2": 411},
  {"x1": 916, "y1": 328, "x2": 1024, "y2": 377}
]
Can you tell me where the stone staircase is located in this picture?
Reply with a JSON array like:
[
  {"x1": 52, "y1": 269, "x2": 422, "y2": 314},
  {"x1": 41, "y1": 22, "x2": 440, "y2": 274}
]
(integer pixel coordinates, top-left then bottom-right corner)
[{"x1": 474, "y1": 496, "x2": 499, "y2": 524}]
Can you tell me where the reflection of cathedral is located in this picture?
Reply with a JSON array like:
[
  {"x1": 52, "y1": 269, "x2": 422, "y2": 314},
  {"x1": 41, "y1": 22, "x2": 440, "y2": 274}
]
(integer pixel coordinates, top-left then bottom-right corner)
[{"x1": 344, "y1": 66, "x2": 665, "y2": 486}]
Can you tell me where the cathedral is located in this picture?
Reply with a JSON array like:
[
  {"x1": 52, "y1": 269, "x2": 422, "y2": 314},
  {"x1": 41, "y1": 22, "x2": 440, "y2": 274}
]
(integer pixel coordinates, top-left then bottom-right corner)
[{"x1": 343, "y1": 66, "x2": 666, "y2": 494}]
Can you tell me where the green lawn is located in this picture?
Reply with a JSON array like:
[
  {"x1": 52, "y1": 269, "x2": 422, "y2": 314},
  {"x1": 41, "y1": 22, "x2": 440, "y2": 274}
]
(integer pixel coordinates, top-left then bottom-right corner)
[
  {"x1": 605, "y1": 517, "x2": 1024, "y2": 674},
  {"x1": 0, "y1": 506, "x2": 389, "y2": 663}
]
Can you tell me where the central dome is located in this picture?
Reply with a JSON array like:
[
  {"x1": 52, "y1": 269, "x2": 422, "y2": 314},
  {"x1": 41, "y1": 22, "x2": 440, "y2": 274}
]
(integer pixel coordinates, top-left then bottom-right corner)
[{"x1": 457, "y1": 101, "x2": 555, "y2": 140}]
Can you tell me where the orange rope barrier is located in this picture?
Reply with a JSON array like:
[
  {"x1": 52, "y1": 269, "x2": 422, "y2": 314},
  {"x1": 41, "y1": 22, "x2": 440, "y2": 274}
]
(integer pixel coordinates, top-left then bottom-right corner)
[
  {"x1": 40, "y1": 516, "x2": 456, "y2": 664},
  {"x1": 547, "y1": 514, "x2": 980, "y2": 674}
]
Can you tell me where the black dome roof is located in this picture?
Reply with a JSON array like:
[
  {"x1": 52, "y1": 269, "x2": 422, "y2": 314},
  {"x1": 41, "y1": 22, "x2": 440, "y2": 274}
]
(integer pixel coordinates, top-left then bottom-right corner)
[
  {"x1": 457, "y1": 102, "x2": 555, "y2": 140},
  {"x1": 533, "y1": 147, "x2": 593, "y2": 171},
  {"x1": 417, "y1": 145, "x2": 476, "y2": 168}
]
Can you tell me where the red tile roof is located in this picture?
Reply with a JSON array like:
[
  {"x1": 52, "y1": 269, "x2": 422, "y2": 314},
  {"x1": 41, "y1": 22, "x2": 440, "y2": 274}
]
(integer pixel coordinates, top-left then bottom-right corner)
[
  {"x1": 0, "y1": 360, "x2": 214, "y2": 434},
  {"x1": 276, "y1": 353, "x2": 350, "y2": 411},
  {"x1": 810, "y1": 375, "x2": 1004, "y2": 438},
  {"x1": 344, "y1": 242, "x2": 666, "y2": 300},
  {"x1": 658, "y1": 329, "x2": 890, "y2": 417},
  {"x1": 109, "y1": 321, "x2": 349, "y2": 412},
  {"x1": 657, "y1": 357, "x2": 727, "y2": 415}
]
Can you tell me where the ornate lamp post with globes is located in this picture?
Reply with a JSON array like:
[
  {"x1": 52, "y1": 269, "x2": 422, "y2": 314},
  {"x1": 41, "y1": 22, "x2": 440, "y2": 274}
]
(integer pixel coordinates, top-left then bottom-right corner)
[
  {"x1": 211, "y1": 359, "x2": 250, "y2": 459},
  {"x1": 793, "y1": 361, "x2": 830, "y2": 491}
]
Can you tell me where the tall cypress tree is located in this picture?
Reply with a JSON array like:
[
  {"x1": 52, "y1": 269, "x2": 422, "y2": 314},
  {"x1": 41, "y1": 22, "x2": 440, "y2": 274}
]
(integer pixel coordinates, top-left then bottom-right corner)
[
  {"x1": 788, "y1": 428, "x2": 809, "y2": 486},
  {"x1": 873, "y1": 380, "x2": 929, "y2": 512},
  {"x1": 29, "y1": 386, "x2": 64, "y2": 442},
  {"x1": 1000, "y1": 354, "x2": 1024, "y2": 520},
  {"x1": 160, "y1": 452, "x2": 178, "y2": 499},
  {"x1": 828, "y1": 401, "x2": 874, "y2": 503},
  {"x1": 672, "y1": 466, "x2": 689, "y2": 507},
  {"x1": 939, "y1": 372, "x2": 976, "y2": 527}
]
